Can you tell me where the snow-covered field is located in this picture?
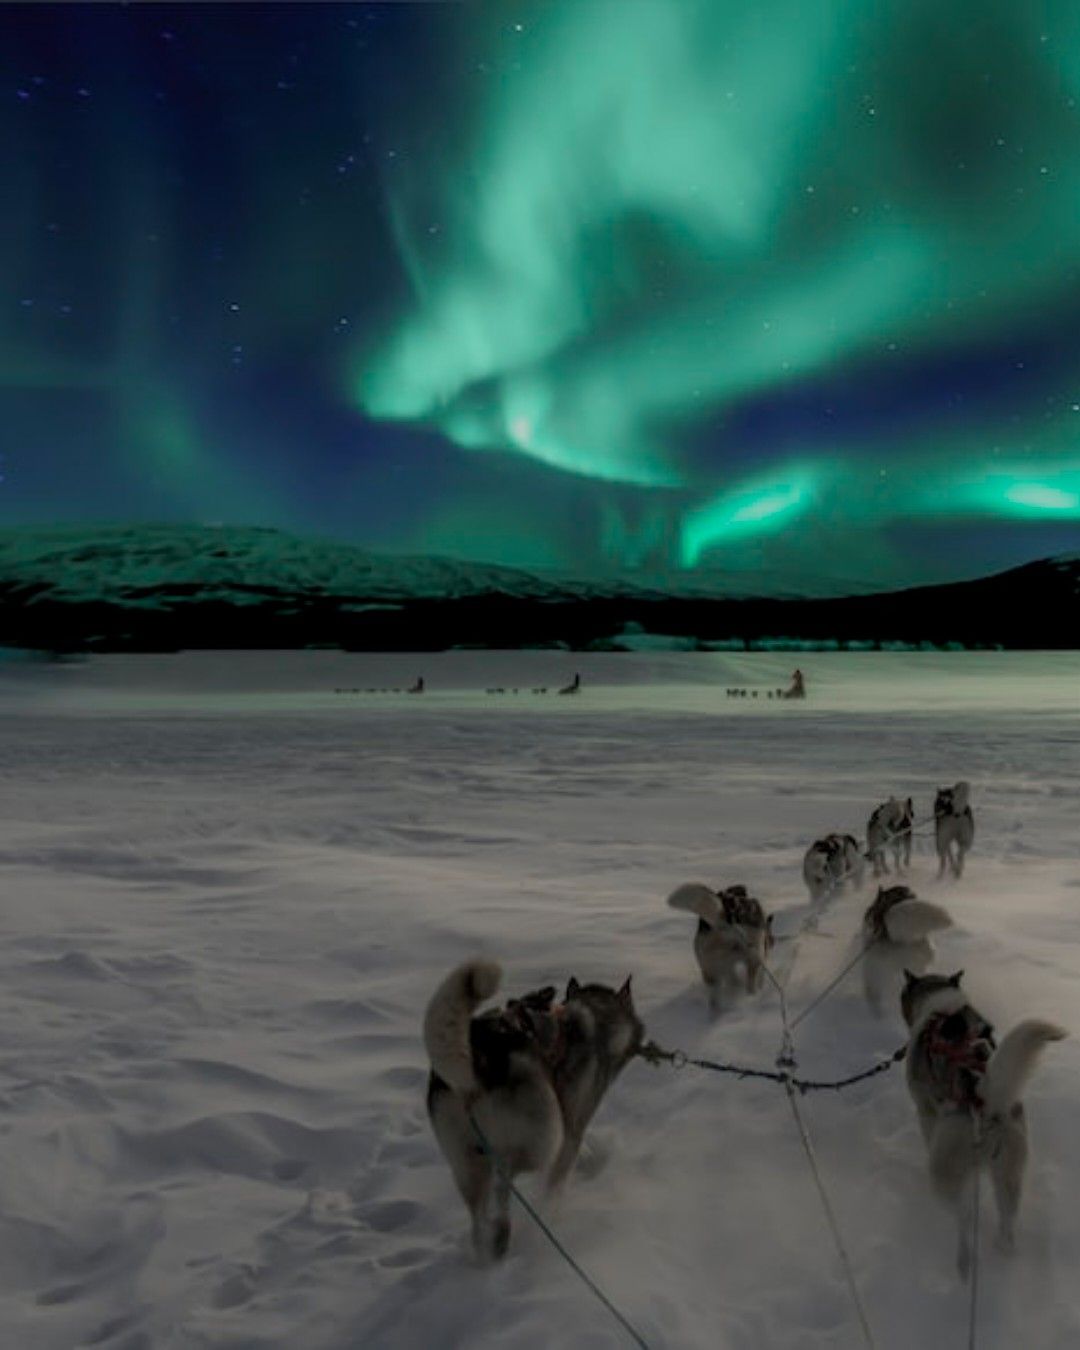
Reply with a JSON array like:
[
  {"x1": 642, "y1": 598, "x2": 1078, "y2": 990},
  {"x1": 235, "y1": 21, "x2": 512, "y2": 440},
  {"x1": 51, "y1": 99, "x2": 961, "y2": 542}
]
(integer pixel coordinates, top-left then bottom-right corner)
[{"x1": 1, "y1": 651, "x2": 1078, "y2": 1350}]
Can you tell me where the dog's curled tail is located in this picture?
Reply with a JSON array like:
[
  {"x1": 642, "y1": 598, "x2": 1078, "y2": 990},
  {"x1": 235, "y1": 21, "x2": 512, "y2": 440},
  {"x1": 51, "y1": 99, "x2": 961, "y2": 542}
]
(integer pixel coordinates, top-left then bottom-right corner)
[
  {"x1": 423, "y1": 958, "x2": 502, "y2": 1096},
  {"x1": 983, "y1": 1019, "x2": 1067, "y2": 1117},
  {"x1": 881, "y1": 899, "x2": 953, "y2": 944},
  {"x1": 667, "y1": 882, "x2": 722, "y2": 928}
]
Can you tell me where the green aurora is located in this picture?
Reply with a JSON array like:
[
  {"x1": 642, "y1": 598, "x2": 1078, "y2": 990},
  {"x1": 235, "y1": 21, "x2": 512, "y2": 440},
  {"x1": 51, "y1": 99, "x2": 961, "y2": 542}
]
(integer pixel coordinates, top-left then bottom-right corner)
[
  {"x1": 356, "y1": 0, "x2": 1080, "y2": 573},
  {"x1": 5, "y1": 2, "x2": 1080, "y2": 589}
]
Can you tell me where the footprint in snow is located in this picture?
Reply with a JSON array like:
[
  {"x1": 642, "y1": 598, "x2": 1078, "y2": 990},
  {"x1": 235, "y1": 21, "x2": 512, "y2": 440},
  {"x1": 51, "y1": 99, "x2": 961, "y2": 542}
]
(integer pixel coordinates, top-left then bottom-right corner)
[
  {"x1": 212, "y1": 1270, "x2": 256, "y2": 1310},
  {"x1": 272, "y1": 1157, "x2": 309, "y2": 1182},
  {"x1": 357, "y1": 1198, "x2": 421, "y2": 1233},
  {"x1": 377, "y1": 1245, "x2": 434, "y2": 1270}
]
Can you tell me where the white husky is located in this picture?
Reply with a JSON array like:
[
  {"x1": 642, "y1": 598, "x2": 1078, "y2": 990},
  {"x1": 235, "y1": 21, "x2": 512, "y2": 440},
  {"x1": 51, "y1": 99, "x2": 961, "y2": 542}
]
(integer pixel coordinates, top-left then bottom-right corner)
[
  {"x1": 866, "y1": 796, "x2": 914, "y2": 876},
  {"x1": 901, "y1": 970, "x2": 1065, "y2": 1277},
  {"x1": 860, "y1": 885, "x2": 952, "y2": 1013},
  {"x1": 667, "y1": 883, "x2": 774, "y2": 1010},
  {"x1": 802, "y1": 833, "x2": 863, "y2": 903},
  {"x1": 934, "y1": 782, "x2": 975, "y2": 878}
]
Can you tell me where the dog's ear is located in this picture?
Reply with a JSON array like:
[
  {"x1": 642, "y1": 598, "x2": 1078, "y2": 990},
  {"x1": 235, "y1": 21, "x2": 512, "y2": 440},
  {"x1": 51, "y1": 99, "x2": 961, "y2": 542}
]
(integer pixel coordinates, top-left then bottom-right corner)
[
  {"x1": 948, "y1": 970, "x2": 964, "y2": 987},
  {"x1": 906, "y1": 797, "x2": 913, "y2": 812},
  {"x1": 565, "y1": 976, "x2": 581, "y2": 1000},
  {"x1": 903, "y1": 968, "x2": 918, "y2": 987},
  {"x1": 616, "y1": 975, "x2": 633, "y2": 1007},
  {"x1": 765, "y1": 913, "x2": 774, "y2": 930},
  {"x1": 876, "y1": 886, "x2": 884, "y2": 899}
]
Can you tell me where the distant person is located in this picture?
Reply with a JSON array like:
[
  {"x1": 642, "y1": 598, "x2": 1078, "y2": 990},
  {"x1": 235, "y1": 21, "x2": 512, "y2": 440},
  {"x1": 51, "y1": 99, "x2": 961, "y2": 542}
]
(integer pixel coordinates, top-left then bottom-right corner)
[
  {"x1": 558, "y1": 672, "x2": 581, "y2": 696},
  {"x1": 407, "y1": 675, "x2": 425, "y2": 694},
  {"x1": 783, "y1": 668, "x2": 805, "y2": 700}
]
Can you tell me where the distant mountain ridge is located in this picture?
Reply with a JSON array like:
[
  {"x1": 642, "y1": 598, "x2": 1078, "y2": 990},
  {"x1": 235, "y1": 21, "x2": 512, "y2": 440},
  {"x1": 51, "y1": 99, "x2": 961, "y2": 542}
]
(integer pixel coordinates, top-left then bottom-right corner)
[
  {"x1": 0, "y1": 523, "x2": 867, "y2": 604},
  {"x1": 0, "y1": 523, "x2": 570, "y2": 604},
  {"x1": 0, "y1": 523, "x2": 1076, "y2": 651}
]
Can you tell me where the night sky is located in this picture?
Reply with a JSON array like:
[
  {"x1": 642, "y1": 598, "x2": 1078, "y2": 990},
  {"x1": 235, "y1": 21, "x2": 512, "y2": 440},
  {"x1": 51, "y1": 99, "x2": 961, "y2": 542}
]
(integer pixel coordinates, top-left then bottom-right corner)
[{"x1": 5, "y1": 1, "x2": 1080, "y2": 591}]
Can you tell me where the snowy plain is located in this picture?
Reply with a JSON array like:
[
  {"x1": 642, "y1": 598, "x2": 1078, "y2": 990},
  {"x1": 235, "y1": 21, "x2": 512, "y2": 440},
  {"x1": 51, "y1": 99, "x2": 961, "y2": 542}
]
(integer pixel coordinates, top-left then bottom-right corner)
[{"x1": 0, "y1": 650, "x2": 1078, "y2": 1350}]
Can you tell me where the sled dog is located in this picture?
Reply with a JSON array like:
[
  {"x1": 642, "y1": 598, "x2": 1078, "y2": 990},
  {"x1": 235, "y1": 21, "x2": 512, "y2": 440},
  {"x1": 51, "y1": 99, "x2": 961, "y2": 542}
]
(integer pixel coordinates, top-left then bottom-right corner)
[
  {"x1": 802, "y1": 833, "x2": 864, "y2": 902},
  {"x1": 424, "y1": 960, "x2": 643, "y2": 1259},
  {"x1": 860, "y1": 885, "x2": 951, "y2": 1013},
  {"x1": 901, "y1": 969, "x2": 1065, "y2": 1277},
  {"x1": 667, "y1": 882, "x2": 775, "y2": 1010},
  {"x1": 866, "y1": 796, "x2": 914, "y2": 876},
  {"x1": 934, "y1": 782, "x2": 975, "y2": 878}
]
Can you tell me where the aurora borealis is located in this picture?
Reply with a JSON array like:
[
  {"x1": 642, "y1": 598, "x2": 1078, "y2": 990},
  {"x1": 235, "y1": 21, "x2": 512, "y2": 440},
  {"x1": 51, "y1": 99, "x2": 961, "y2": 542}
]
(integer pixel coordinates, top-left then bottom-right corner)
[{"x1": 5, "y1": 2, "x2": 1080, "y2": 591}]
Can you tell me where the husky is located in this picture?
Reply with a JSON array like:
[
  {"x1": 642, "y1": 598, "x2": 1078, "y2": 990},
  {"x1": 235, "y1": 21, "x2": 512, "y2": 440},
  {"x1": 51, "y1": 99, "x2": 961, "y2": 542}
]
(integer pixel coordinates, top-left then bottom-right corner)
[
  {"x1": 934, "y1": 782, "x2": 975, "y2": 878},
  {"x1": 424, "y1": 959, "x2": 643, "y2": 1260},
  {"x1": 900, "y1": 970, "x2": 1065, "y2": 1277},
  {"x1": 866, "y1": 796, "x2": 914, "y2": 877},
  {"x1": 860, "y1": 885, "x2": 952, "y2": 1013},
  {"x1": 667, "y1": 883, "x2": 775, "y2": 1010},
  {"x1": 802, "y1": 832, "x2": 864, "y2": 902}
]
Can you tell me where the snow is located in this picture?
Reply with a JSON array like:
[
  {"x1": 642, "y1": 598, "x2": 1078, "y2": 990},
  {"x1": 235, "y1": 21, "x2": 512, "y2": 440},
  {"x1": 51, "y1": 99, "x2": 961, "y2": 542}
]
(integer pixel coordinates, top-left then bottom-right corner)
[{"x1": 0, "y1": 650, "x2": 1078, "y2": 1349}]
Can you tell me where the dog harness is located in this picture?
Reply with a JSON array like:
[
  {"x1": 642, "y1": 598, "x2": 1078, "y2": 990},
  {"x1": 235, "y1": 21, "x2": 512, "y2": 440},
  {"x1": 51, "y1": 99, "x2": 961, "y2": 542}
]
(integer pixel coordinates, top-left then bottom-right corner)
[
  {"x1": 718, "y1": 887, "x2": 765, "y2": 928},
  {"x1": 506, "y1": 998, "x2": 569, "y2": 1071},
  {"x1": 922, "y1": 1011, "x2": 994, "y2": 1112},
  {"x1": 935, "y1": 798, "x2": 973, "y2": 823},
  {"x1": 871, "y1": 805, "x2": 911, "y2": 832}
]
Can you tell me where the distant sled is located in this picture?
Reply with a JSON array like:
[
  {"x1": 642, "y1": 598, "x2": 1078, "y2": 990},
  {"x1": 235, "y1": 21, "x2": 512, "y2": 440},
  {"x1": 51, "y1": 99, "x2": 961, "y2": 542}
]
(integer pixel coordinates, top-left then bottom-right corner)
[{"x1": 558, "y1": 673, "x2": 581, "y2": 696}]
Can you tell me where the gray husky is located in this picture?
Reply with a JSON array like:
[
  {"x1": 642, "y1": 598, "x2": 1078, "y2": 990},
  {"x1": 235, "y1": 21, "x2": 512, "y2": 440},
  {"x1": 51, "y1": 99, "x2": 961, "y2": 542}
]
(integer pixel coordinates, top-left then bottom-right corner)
[
  {"x1": 934, "y1": 782, "x2": 975, "y2": 878},
  {"x1": 866, "y1": 796, "x2": 914, "y2": 876},
  {"x1": 802, "y1": 832, "x2": 864, "y2": 902},
  {"x1": 901, "y1": 970, "x2": 1065, "y2": 1277},
  {"x1": 667, "y1": 882, "x2": 775, "y2": 1010},
  {"x1": 424, "y1": 959, "x2": 643, "y2": 1260},
  {"x1": 860, "y1": 885, "x2": 952, "y2": 1013}
]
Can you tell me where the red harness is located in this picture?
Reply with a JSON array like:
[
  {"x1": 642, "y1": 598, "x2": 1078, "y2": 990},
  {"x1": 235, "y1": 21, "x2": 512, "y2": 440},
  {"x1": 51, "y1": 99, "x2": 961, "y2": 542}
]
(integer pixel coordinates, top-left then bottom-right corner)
[{"x1": 924, "y1": 1012, "x2": 993, "y2": 1111}]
